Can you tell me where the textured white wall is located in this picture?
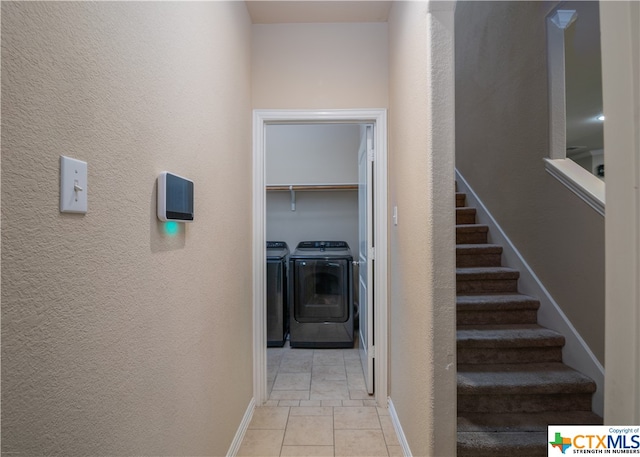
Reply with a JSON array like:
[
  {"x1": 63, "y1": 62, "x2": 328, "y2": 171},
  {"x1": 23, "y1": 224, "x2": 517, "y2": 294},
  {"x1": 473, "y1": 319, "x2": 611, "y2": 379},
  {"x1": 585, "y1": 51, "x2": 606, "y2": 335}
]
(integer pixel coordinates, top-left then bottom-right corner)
[
  {"x1": 252, "y1": 22, "x2": 388, "y2": 109},
  {"x1": 1, "y1": 2, "x2": 253, "y2": 455},
  {"x1": 266, "y1": 124, "x2": 359, "y2": 185},
  {"x1": 388, "y1": 2, "x2": 457, "y2": 455},
  {"x1": 602, "y1": 0, "x2": 640, "y2": 424},
  {"x1": 267, "y1": 191, "x2": 358, "y2": 257},
  {"x1": 455, "y1": 1, "x2": 606, "y2": 363},
  {"x1": 266, "y1": 124, "x2": 360, "y2": 254}
]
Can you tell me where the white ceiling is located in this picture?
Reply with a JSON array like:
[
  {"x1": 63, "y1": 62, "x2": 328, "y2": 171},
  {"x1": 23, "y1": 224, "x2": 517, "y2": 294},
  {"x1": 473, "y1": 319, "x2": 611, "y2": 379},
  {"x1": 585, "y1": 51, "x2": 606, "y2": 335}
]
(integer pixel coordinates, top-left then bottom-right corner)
[{"x1": 245, "y1": 1, "x2": 392, "y2": 24}]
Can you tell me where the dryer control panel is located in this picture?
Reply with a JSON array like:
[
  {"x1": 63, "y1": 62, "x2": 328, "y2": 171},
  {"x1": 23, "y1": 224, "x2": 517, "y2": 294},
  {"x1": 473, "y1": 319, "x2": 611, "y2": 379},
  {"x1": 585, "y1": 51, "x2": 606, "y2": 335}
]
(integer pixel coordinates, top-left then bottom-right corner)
[{"x1": 297, "y1": 241, "x2": 349, "y2": 250}]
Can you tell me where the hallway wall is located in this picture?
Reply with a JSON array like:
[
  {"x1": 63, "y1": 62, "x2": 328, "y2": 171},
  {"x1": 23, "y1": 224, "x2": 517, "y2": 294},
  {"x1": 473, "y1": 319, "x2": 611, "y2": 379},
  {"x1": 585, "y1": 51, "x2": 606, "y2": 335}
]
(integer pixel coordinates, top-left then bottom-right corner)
[
  {"x1": 388, "y1": 2, "x2": 457, "y2": 456},
  {"x1": 455, "y1": 1, "x2": 606, "y2": 363},
  {"x1": 252, "y1": 22, "x2": 388, "y2": 261},
  {"x1": 252, "y1": 22, "x2": 388, "y2": 109},
  {"x1": 1, "y1": 2, "x2": 253, "y2": 455}
]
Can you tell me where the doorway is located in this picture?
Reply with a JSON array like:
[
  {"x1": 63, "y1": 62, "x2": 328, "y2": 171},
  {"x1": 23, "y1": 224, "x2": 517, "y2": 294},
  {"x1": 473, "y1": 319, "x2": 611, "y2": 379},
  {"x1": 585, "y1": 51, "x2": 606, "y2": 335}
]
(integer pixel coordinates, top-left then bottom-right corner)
[{"x1": 252, "y1": 109, "x2": 388, "y2": 407}]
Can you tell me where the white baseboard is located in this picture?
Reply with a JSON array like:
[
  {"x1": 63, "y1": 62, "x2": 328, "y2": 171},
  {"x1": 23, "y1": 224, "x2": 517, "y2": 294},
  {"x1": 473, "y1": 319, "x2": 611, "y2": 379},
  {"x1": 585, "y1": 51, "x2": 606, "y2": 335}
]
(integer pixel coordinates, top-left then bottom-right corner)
[
  {"x1": 388, "y1": 398, "x2": 412, "y2": 457},
  {"x1": 455, "y1": 169, "x2": 605, "y2": 417},
  {"x1": 226, "y1": 397, "x2": 256, "y2": 457}
]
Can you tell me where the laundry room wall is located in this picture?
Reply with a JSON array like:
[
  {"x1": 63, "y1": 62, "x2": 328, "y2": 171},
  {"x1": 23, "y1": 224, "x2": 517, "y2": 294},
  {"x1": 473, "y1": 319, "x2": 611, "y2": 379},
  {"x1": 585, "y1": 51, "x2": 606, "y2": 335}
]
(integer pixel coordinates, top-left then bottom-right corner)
[{"x1": 266, "y1": 124, "x2": 360, "y2": 253}]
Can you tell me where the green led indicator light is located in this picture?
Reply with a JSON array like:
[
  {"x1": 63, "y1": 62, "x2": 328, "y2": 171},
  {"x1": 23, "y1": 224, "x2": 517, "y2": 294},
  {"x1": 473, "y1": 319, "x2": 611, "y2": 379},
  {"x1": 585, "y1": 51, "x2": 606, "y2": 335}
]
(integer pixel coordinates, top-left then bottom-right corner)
[{"x1": 164, "y1": 221, "x2": 180, "y2": 236}]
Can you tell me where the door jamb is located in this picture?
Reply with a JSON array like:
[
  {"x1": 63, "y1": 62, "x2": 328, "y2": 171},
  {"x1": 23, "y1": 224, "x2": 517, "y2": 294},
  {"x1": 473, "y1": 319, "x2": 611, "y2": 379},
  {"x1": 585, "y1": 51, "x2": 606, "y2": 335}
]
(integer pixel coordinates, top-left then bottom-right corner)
[{"x1": 252, "y1": 108, "x2": 388, "y2": 407}]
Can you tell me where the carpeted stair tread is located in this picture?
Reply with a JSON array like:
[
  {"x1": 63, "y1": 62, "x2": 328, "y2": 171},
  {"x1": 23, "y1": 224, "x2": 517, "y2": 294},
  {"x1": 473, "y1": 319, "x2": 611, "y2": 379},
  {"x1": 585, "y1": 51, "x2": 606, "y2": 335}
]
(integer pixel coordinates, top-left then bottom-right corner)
[
  {"x1": 457, "y1": 293, "x2": 540, "y2": 310},
  {"x1": 456, "y1": 243, "x2": 504, "y2": 267},
  {"x1": 457, "y1": 324, "x2": 565, "y2": 348},
  {"x1": 457, "y1": 267, "x2": 520, "y2": 294},
  {"x1": 457, "y1": 431, "x2": 548, "y2": 457},
  {"x1": 456, "y1": 223, "x2": 488, "y2": 232},
  {"x1": 456, "y1": 224, "x2": 489, "y2": 244},
  {"x1": 457, "y1": 325, "x2": 565, "y2": 363},
  {"x1": 458, "y1": 411, "x2": 603, "y2": 432},
  {"x1": 457, "y1": 293, "x2": 540, "y2": 325},
  {"x1": 457, "y1": 362, "x2": 597, "y2": 395},
  {"x1": 458, "y1": 411, "x2": 602, "y2": 457},
  {"x1": 456, "y1": 244, "x2": 503, "y2": 254},
  {"x1": 457, "y1": 266, "x2": 520, "y2": 279}
]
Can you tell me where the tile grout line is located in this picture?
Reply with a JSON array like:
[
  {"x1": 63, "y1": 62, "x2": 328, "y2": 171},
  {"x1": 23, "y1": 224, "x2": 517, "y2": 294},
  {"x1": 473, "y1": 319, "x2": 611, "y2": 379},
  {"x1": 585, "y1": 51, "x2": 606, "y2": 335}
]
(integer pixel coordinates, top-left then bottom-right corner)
[
  {"x1": 284, "y1": 404, "x2": 302, "y2": 457},
  {"x1": 331, "y1": 406, "x2": 336, "y2": 457},
  {"x1": 278, "y1": 406, "x2": 291, "y2": 457},
  {"x1": 264, "y1": 345, "x2": 383, "y2": 456}
]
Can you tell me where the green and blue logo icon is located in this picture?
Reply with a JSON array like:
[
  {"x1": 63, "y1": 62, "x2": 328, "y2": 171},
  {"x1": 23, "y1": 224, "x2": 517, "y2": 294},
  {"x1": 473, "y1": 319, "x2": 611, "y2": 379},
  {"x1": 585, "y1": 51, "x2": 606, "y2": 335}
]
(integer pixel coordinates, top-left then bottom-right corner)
[
  {"x1": 550, "y1": 432, "x2": 573, "y2": 454},
  {"x1": 549, "y1": 426, "x2": 640, "y2": 455}
]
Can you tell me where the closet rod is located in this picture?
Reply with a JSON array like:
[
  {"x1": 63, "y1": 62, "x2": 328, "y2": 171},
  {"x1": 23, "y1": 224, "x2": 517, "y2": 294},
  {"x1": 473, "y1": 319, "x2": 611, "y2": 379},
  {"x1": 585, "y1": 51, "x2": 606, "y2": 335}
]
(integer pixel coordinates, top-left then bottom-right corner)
[
  {"x1": 266, "y1": 184, "x2": 357, "y2": 191},
  {"x1": 266, "y1": 184, "x2": 357, "y2": 211}
]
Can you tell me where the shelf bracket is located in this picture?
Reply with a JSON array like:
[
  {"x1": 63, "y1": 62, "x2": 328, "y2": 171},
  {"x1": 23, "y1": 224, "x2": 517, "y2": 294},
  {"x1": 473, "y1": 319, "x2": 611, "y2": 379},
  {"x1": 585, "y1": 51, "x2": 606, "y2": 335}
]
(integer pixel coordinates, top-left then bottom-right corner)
[{"x1": 289, "y1": 185, "x2": 296, "y2": 211}]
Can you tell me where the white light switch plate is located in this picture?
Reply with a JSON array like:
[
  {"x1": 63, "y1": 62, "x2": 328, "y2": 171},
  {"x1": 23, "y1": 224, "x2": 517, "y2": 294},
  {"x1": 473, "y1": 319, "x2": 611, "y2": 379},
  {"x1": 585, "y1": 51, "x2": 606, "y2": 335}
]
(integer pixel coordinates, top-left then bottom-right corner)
[{"x1": 60, "y1": 156, "x2": 87, "y2": 213}]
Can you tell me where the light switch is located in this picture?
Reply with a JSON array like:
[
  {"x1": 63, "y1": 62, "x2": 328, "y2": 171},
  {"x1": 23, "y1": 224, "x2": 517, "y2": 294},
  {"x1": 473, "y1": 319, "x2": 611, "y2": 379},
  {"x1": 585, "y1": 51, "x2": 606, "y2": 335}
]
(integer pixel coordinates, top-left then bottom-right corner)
[
  {"x1": 393, "y1": 206, "x2": 398, "y2": 226},
  {"x1": 60, "y1": 156, "x2": 87, "y2": 213}
]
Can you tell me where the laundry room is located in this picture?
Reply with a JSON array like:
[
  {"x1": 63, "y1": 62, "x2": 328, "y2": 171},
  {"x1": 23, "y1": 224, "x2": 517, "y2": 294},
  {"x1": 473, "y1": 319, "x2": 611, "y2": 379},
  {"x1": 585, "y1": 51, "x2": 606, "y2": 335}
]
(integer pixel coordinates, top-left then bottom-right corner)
[
  {"x1": 265, "y1": 121, "x2": 372, "y2": 401},
  {"x1": 266, "y1": 121, "x2": 363, "y2": 341}
]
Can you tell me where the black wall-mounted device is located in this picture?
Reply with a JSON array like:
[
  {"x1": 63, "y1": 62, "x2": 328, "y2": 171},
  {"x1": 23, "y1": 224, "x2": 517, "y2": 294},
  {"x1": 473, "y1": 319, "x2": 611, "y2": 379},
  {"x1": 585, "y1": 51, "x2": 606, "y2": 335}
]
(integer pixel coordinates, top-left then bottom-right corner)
[{"x1": 157, "y1": 172, "x2": 194, "y2": 222}]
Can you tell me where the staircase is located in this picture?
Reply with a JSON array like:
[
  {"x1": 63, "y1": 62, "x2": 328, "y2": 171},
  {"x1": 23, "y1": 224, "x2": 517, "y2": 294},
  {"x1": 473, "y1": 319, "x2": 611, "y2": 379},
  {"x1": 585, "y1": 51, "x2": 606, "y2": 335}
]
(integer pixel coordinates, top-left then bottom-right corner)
[{"x1": 455, "y1": 187, "x2": 602, "y2": 456}]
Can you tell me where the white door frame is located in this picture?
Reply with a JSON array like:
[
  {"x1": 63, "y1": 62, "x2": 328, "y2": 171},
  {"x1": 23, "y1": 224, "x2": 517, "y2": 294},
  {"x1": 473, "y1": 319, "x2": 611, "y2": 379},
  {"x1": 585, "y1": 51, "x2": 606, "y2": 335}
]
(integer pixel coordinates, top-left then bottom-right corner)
[{"x1": 252, "y1": 109, "x2": 388, "y2": 407}]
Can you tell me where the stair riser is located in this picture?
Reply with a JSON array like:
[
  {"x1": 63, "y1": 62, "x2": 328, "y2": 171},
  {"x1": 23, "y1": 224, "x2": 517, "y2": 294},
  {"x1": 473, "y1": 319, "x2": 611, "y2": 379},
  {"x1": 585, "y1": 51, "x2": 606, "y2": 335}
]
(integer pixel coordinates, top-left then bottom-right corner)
[
  {"x1": 457, "y1": 279, "x2": 518, "y2": 294},
  {"x1": 457, "y1": 210, "x2": 477, "y2": 224},
  {"x1": 458, "y1": 394, "x2": 593, "y2": 413},
  {"x1": 457, "y1": 253, "x2": 502, "y2": 267},
  {"x1": 457, "y1": 310, "x2": 538, "y2": 326},
  {"x1": 457, "y1": 347, "x2": 563, "y2": 365},
  {"x1": 457, "y1": 232, "x2": 488, "y2": 244},
  {"x1": 456, "y1": 196, "x2": 466, "y2": 208}
]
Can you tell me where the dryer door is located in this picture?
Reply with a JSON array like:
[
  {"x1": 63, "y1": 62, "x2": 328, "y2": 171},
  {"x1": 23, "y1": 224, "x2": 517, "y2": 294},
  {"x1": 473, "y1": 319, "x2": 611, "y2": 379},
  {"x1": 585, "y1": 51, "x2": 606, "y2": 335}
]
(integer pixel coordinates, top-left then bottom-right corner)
[{"x1": 293, "y1": 259, "x2": 349, "y2": 323}]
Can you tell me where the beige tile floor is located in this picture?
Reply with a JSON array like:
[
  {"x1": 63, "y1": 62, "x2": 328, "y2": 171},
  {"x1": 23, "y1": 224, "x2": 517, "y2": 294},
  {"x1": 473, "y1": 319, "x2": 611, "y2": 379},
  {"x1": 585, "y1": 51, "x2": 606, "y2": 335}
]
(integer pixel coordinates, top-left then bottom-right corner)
[{"x1": 237, "y1": 343, "x2": 402, "y2": 457}]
